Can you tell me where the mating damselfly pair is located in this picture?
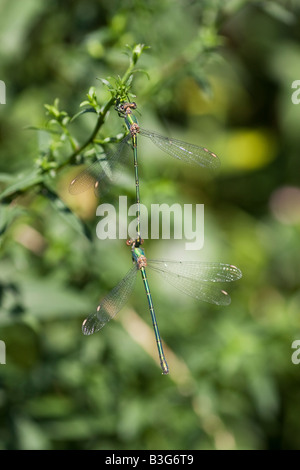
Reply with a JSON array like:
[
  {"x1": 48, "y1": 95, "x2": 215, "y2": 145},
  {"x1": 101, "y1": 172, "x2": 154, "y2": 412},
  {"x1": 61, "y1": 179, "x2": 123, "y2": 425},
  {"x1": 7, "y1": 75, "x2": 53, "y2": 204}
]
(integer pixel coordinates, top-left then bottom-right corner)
[
  {"x1": 70, "y1": 100, "x2": 242, "y2": 374},
  {"x1": 69, "y1": 101, "x2": 219, "y2": 243}
]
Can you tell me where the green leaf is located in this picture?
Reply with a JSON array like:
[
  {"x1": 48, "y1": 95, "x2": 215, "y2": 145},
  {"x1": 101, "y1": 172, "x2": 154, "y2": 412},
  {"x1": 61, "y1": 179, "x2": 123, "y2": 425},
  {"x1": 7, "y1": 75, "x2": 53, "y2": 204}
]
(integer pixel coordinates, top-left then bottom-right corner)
[
  {"x1": 0, "y1": 171, "x2": 44, "y2": 200},
  {"x1": 25, "y1": 125, "x2": 61, "y2": 135},
  {"x1": 87, "y1": 86, "x2": 96, "y2": 97},
  {"x1": 0, "y1": 203, "x2": 25, "y2": 235},
  {"x1": 127, "y1": 43, "x2": 150, "y2": 65},
  {"x1": 126, "y1": 74, "x2": 133, "y2": 87},
  {"x1": 44, "y1": 103, "x2": 60, "y2": 118},
  {"x1": 71, "y1": 107, "x2": 97, "y2": 122},
  {"x1": 261, "y1": 2, "x2": 296, "y2": 24},
  {"x1": 131, "y1": 68, "x2": 150, "y2": 80},
  {"x1": 0, "y1": 173, "x2": 15, "y2": 183},
  {"x1": 42, "y1": 186, "x2": 92, "y2": 240},
  {"x1": 98, "y1": 78, "x2": 111, "y2": 87}
]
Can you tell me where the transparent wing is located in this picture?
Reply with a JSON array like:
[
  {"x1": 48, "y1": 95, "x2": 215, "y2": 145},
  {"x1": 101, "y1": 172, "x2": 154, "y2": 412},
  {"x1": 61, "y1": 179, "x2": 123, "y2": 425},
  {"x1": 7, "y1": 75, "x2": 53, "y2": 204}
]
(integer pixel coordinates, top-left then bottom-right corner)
[
  {"x1": 139, "y1": 128, "x2": 220, "y2": 169},
  {"x1": 147, "y1": 261, "x2": 242, "y2": 282},
  {"x1": 147, "y1": 260, "x2": 242, "y2": 306},
  {"x1": 82, "y1": 265, "x2": 138, "y2": 335},
  {"x1": 69, "y1": 134, "x2": 132, "y2": 196}
]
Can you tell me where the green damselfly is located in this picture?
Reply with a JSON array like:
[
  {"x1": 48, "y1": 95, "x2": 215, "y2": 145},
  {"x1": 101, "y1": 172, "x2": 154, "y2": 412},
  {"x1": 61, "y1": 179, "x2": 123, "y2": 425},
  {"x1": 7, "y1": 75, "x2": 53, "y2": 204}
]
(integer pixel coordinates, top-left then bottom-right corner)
[
  {"x1": 69, "y1": 101, "x2": 220, "y2": 242},
  {"x1": 82, "y1": 239, "x2": 242, "y2": 375}
]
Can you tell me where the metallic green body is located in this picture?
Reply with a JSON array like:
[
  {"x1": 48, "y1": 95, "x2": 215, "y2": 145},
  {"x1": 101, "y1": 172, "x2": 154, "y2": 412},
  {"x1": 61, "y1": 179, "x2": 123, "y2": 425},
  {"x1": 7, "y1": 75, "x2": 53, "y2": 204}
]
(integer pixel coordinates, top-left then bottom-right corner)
[
  {"x1": 124, "y1": 103, "x2": 169, "y2": 374},
  {"x1": 75, "y1": 101, "x2": 241, "y2": 375},
  {"x1": 132, "y1": 244, "x2": 169, "y2": 375},
  {"x1": 125, "y1": 113, "x2": 141, "y2": 243}
]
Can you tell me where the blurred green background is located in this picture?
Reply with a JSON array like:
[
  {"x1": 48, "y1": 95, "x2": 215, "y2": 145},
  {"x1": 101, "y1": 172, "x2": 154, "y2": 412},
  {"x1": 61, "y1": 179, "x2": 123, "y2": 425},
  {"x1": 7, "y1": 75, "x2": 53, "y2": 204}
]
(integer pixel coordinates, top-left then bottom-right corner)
[{"x1": 1, "y1": 0, "x2": 300, "y2": 450}]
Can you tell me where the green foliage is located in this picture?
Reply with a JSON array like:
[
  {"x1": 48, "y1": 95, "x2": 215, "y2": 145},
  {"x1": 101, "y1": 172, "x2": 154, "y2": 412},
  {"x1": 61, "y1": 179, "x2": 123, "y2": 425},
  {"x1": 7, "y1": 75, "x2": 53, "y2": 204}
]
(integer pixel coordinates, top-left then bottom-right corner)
[
  {"x1": 0, "y1": 44, "x2": 148, "y2": 210},
  {"x1": 1, "y1": 0, "x2": 300, "y2": 451}
]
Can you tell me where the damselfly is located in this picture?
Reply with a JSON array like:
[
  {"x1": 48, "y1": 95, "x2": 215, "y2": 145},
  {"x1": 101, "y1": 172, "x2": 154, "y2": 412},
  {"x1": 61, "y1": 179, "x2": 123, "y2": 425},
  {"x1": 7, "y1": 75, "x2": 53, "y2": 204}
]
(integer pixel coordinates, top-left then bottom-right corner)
[
  {"x1": 82, "y1": 239, "x2": 242, "y2": 375},
  {"x1": 69, "y1": 101, "x2": 220, "y2": 242}
]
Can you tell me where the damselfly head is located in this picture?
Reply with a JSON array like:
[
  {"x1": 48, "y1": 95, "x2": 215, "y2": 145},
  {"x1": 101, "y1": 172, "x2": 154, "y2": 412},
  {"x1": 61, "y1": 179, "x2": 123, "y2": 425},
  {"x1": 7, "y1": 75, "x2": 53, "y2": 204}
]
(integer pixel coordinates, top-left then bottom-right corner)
[
  {"x1": 126, "y1": 237, "x2": 144, "y2": 248},
  {"x1": 115, "y1": 100, "x2": 137, "y2": 116}
]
